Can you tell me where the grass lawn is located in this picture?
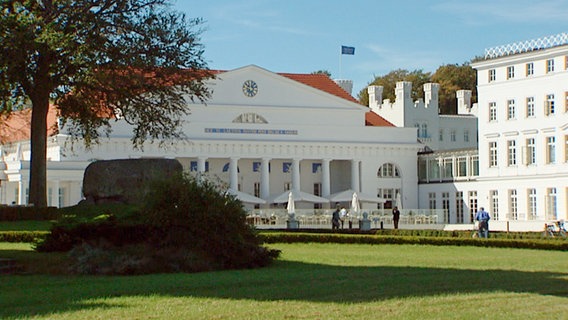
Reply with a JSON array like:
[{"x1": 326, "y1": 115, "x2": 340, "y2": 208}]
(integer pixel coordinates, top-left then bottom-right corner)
[{"x1": 1, "y1": 242, "x2": 567, "y2": 319}]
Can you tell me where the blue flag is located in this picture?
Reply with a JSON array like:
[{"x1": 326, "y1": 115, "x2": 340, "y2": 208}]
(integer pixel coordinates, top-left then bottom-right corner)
[{"x1": 341, "y1": 46, "x2": 355, "y2": 55}]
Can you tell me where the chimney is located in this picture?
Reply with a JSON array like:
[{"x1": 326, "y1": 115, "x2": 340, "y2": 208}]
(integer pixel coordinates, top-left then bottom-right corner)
[
  {"x1": 367, "y1": 85, "x2": 383, "y2": 109},
  {"x1": 334, "y1": 79, "x2": 353, "y2": 96},
  {"x1": 424, "y1": 83, "x2": 439, "y2": 107},
  {"x1": 457, "y1": 90, "x2": 472, "y2": 114}
]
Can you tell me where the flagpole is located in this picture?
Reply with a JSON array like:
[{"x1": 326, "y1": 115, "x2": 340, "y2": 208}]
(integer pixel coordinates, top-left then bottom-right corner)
[{"x1": 339, "y1": 48, "x2": 342, "y2": 79}]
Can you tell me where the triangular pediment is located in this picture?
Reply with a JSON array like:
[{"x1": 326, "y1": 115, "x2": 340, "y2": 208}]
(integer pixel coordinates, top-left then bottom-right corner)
[{"x1": 205, "y1": 65, "x2": 365, "y2": 111}]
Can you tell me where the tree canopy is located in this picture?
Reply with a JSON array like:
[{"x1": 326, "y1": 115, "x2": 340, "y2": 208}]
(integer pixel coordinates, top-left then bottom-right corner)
[
  {"x1": 358, "y1": 64, "x2": 477, "y2": 114},
  {"x1": 0, "y1": 0, "x2": 214, "y2": 206}
]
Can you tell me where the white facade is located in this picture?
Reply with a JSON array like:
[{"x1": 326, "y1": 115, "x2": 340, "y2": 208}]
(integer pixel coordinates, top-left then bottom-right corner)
[
  {"x1": 368, "y1": 81, "x2": 478, "y2": 151},
  {"x1": 472, "y1": 39, "x2": 568, "y2": 223},
  {"x1": 416, "y1": 34, "x2": 568, "y2": 229},
  {"x1": 0, "y1": 65, "x2": 421, "y2": 211}
]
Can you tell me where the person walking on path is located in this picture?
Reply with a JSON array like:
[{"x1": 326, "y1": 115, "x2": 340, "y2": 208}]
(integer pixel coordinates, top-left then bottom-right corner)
[
  {"x1": 475, "y1": 207, "x2": 491, "y2": 238},
  {"x1": 392, "y1": 206, "x2": 401, "y2": 229},
  {"x1": 332, "y1": 206, "x2": 341, "y2": 230}
]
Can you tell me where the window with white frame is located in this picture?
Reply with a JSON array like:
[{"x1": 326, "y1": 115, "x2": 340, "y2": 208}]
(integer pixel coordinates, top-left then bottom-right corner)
[
  {"x1": 421, "y1": 123, "x2": 428, "y2": 138},
  {"x1": 442, "y1": 192, "x2": 450, "y2": 223},
  {"x1": 507, "y1": 66, "x2": 515, "y2": 79},
  {"x1": 254, "y1": 182, "x2": 261, "y2": 197},
  {"x1": 58, "y1": 188, "x2": 65, "y2": 208},
  {"x1": 457, "y1": 157, "x2": 467, "y2": 177},
  {"x1": 439, "y1": 129, "x2": 444, "y2": 141},
  {"x1": 378, "y1": 163, "x2": 400, "y2": 177},
  {"x1": 470, "y1": 155, "x2": 479, "y2": 176},
  {"x1": 546, "y1": 187, "x2": 557, "y2": 220},
  {"x1": 545, "y1": 94, "x2": 555, "y2": 115},
  {"x1": 507, "y1": 140, "x2": 517, "y2": 166},
  {"x1": 464, "y1": 130, "x2": 469, "y2": 142},
  {"x1": 428, "y1": 192, "x2": 436, "y2": 210},
  {"x1": 546, "y1": 136, "x2": 556, "y2": 164},
  {"x1": 456, "y1": 191, "x2": 464, "y2": 223},
  {"x1": 546, "y1": 59, "x2": 554, "y2": 73},
  {"x1": 526, "y1": 62, "x2": 534, "y2": 76},
  {"x1": 468, "y1": 191, "x2": 478, "y2": 222},
  {"x1": 489, "y1": 102, "x2": 497, "y2": 121},
  {"x1": 528, "y1": 188, "x2": 537, "y2": 220},
  {"x1": 488, "y1": 69, "x2": 496, "y2": 82},
  {"x1": 489, "y1": 141, "x2": 498, "y2": 167},
  {"x1": 414, "y1": 123, "x2": 420, "y2": 137},
  {"x1": 450, "y1": 130, "x2": 456, "y2": 142},
  {"x1": 509, "y1": 189, "x2": 518, "y2": 220},
  {"x1": 526, "y1": 138, "x2": 536, "y2": 165},
  {"x1": 526, "y1": 97, "x2": 535, "y2": 117},
  {"x1": 507, "y1": 99, "x2": 516, "y2": 120},
  {"x1": 490, "y1": 190, "x2": 499, "y2": 220},
  {"x1": 313, "y1": 183, "x2": 322, "y2": 209}
]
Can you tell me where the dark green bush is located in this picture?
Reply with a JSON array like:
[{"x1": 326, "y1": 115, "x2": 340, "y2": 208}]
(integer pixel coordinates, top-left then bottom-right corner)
[
  {"x1": 36, "y1": 173, "x2": 280, "y2": 274},
  {"x1": 141, "y1": 173, "x2": 280, "y2": 270}
]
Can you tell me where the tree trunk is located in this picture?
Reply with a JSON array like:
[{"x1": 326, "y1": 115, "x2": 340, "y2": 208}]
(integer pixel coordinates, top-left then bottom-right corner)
[{"x1": 28, "y1": 93, "x2": 49, "y2": 207}]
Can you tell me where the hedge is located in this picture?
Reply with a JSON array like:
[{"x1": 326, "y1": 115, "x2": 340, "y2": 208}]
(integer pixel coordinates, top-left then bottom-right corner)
[
  {"x1": 0, "y1": 206, "x2": 61, "y2": 221},
  {"x1": 258, "y1": 232, "x2": 568, "y2": 251}
]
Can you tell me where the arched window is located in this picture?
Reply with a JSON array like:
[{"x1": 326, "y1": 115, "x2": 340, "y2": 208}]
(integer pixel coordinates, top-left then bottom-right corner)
[{"x1": 377, "y1": 163, "x2": 400, "y2": 178}]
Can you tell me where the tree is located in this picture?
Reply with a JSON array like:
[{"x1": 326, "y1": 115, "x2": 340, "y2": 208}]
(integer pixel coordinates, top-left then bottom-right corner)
[
  {"x1": 431, "y1": 63, "x2": 477, "y2": 114},
  {"x1": 0, "y1": 1, "x2": 213, "y2": 207},
  {"x1": 311, "y1": 70, "x2": 332, "y2": 77},
  {"x1": 358, "y1": 69, "x2": 431, "y2": 106}
]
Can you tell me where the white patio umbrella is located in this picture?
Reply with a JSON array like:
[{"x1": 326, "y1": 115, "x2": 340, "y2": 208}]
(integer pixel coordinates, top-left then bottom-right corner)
[
  {"x1": 351, "y1": 192, "x2": 360, "y2": 214},
  {"x1": 268, "y1": 189, "x2": 329, "y2": 204},
  {"x1": 395, "y1": 192, "x2": 403, "y2": 209},
  {"x1": 286, "y1": 191, "x2": 295, "y2": 214},
  {"x1": 328, "y1": 189, "x2": 385, "y2": 203},
  {"x1": 227, "y1": 189, "x2": 266, "y2": 204}
]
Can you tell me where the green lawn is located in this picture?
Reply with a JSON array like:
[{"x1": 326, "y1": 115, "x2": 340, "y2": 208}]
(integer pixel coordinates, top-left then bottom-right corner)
[{"x1": 1, "y1": 242, "x2": 567, "y2": 319}]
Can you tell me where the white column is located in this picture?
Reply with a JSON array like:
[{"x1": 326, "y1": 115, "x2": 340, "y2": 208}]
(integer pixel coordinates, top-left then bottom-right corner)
[
  {"x1": 18, "y1": 180, "x2": 26, "y2": 205},
  {"x1": 229, "y1": 157, "x2": 239, "y2": 190},
  {"x1": 261, "y1": 158, "x2": 270, "y2": 199},
  {"x1": 351, "y1": 159, "x2": 360, "y2": 192},
  {"x1": 197, "y1": 156, "x2": 207, "y2": 182},
  {"x1": 292, "y1": 158, "x2": 301, "y2": 191},
  {"x1": 197, "y1": 157, "x2": 206, "y2": 173},
  {"x1": 322, "y1": 159, "x2": 331, "y2": 198},
  {"x1": 51, "y1": 180, "x2": 60, "y2": 207}
]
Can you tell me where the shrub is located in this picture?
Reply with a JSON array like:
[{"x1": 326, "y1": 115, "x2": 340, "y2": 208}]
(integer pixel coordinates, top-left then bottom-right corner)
[
  {"x1": 141, "y1": 173, "x2": 280, "y2": 270},
  {"x1": 37, "y1": 173, "x2": 280, "y2": 274}
]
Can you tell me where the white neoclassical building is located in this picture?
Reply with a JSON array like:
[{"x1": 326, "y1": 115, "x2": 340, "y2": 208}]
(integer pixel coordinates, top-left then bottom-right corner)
[
  {"x1": 0, "y1": 65, "x2": 421, "y2": 212},
  {"x1": 416, "y1": 33, "x2": 568, "y2": 230}
]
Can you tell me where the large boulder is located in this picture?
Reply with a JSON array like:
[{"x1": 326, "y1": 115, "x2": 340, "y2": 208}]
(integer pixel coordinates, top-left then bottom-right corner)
[{"x1": 82, "y1": 158, "x2": 183, "y2": 205}]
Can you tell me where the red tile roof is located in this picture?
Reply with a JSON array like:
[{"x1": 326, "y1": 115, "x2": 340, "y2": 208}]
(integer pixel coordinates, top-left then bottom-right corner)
[
  {"x1": 277, "y1": 73, "x2": 393, "y2": 127},
  {"x1": 278, "y1": 73, "x2": 360, "y2": 104},
  {"x1": 0, "y1": 106, "x2": 59, "y2": 144},
  {"x1": 365, "y1": 111, "x2": 394, "y2": 127}
]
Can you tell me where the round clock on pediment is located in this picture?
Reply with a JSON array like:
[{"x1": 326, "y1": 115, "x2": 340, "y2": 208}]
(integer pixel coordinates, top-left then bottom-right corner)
[{"x1": 242, "y1": 80, "x2": 258, "y2": 97}]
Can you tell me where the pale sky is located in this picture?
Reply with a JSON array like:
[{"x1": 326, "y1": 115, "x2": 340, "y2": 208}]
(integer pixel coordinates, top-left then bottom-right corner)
[{"x1": 173, "y1": 0, "x2": 568, "y2": 96}]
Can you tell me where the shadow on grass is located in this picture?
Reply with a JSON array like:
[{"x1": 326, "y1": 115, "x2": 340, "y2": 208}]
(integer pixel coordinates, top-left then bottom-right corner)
[{"x1": 1, "y1": 258, "x2": 567, "y2": 318}]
